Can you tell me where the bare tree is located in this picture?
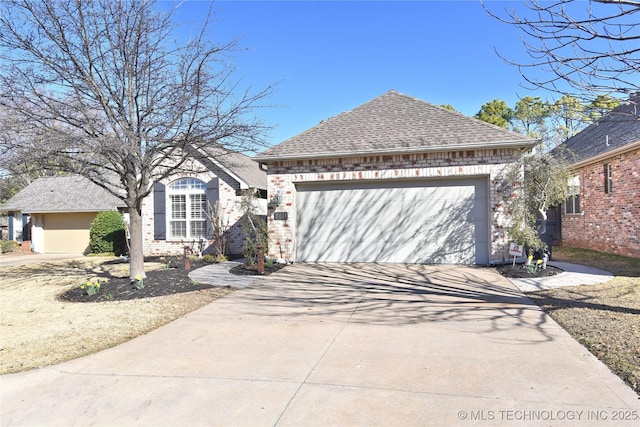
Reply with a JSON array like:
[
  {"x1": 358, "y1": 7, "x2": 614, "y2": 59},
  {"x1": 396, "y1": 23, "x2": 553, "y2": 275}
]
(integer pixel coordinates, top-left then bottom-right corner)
[
  {"x1": 204, "y1": 200, "x2": 231, "y2": 257},
  {"x1": 0, "y1": 0, "x2": 271, "y2": 279},
  {"x1": 484, "y1": 0, "x2": 640, "y2": 114}
]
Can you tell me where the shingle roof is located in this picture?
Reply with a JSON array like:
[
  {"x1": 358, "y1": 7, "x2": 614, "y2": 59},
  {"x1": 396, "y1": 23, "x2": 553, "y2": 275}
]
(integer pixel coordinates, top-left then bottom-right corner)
[
  {"x1": 1, "y1": 175, "x2": 126, "y2": 213},
  {"x1": 2, "y1": 148, "x2": 266, "y2": 214},
  {"x1": 559, "y1": 95, "x2": 640, "y2": 165},
  {"x1": 197, "y1": 145, "x2": 266, "y2": 190},
  {"x1": 255, "y1": 90, "x2": 536, "y2": 160}
]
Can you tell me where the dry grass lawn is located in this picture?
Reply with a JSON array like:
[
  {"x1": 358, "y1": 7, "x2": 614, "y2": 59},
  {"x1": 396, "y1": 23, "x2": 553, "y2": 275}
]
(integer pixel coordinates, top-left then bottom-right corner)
[
  {"x1": 527, "y1": 247, "x2": 640, "y2": 394},
  {"x1": 0, "y1": 256, "x2": 231, "y2": 374}
]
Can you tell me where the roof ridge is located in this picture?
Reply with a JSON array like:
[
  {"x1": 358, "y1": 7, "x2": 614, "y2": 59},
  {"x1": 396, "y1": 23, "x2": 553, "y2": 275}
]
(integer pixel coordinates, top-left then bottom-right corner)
[{"x1": 256, "y1": 91, "x2": 535, "y2": 160}]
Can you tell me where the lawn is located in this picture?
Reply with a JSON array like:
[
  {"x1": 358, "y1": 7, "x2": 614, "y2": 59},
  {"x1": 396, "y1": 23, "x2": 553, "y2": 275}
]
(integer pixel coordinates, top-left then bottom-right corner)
[
  {"x1": 0, "y1": 256, "x2": 232, "y2": 374},
  {"x1": 527, "y1": 246, "x2": 640, "y2": 394}
]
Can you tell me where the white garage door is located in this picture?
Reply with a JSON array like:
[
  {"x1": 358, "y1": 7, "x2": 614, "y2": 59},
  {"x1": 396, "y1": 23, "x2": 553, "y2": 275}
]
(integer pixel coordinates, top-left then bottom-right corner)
[{"x1": 296, "y1": 178, "x2": 488, "y2": 264}]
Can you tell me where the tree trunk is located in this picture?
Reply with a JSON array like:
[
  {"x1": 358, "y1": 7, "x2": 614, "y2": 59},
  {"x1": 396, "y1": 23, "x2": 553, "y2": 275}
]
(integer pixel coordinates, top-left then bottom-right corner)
[
  {"x1": 537, "y1": 208, "x2": 547, "y2": 236},
  {"x1": 128, "y1": 207, "x2": 146, "y2": 280}
]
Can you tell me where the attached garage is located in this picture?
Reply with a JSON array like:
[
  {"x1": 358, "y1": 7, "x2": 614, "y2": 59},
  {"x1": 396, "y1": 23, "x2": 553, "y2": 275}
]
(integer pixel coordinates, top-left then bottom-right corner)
[
  {"x1": 42, "y1": 212, "x2": 96, "y2": 254},
  {"x1": 296, "y1": 178, "x2": 488, "y2": 264},
  {"x1": 255, "y1": 91, "x2": 537, "y2": 265}
]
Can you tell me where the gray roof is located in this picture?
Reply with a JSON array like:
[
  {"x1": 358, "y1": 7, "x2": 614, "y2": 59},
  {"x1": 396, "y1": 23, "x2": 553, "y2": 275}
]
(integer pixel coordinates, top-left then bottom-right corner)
[
  {"x1": 1, "y1": 175, "x2": 126, "y2": 213},
  {"x1": 559, "y1": 95, "x2": 640, "y2": 165},
  {"x1": 255, "y1": 90, "x2": 536, "y2": 160},
  {"x1": 2, "y1": 149, "x2": 267, "y2": 214},
  {"x1": 198, "y1": 146, "x2": 266, "y2": 190}
]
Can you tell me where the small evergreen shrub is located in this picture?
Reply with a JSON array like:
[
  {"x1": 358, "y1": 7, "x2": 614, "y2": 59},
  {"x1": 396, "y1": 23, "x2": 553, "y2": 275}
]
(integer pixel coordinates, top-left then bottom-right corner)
[{"x1": 89, "y1": 211, "x2": 127, "y2": 255}]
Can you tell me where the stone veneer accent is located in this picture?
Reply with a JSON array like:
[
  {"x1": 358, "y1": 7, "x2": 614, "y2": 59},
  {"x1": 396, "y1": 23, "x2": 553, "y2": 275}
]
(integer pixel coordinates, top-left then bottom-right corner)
[
  {"x1": 562, "y1": 147, "x2": 639, "y2": 258},
  {"x1": 265, "y1": 148, "x2": 521, "y2": 264}
]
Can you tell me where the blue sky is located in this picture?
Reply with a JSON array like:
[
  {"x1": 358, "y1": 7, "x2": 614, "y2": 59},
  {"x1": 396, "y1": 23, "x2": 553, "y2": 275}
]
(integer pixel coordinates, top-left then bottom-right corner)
[{"x1": 171, "y1": 0, "x2": 549, "y2": 148}]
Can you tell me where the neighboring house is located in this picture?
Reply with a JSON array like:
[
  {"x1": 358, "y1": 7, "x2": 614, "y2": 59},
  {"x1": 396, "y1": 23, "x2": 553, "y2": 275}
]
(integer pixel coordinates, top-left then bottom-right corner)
[
  {"x1": 2, "y1": 147, "x2": 267, "y2": 255},
  {"x1": 0, "y1": 215, "x2": 9, "y2": 240},
  {"x1": 254, "y1": 90, "x2": 537, "y2": 264},
  {"x1": 1, "y1": 175, "x2": 126, "y2": 254},
  {"x1": 557, "y1": 95, "x2": 640, "y2": 258}
]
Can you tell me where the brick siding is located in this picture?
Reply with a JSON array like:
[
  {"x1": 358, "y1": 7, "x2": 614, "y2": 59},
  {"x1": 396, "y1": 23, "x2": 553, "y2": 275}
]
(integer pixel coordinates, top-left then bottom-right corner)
[
  {"x1": 265, "y1": 148, "x2": 522, "y2": 263},
  {"x1": 141, "y1": 169, "x2": 248, "y2": 257},
  {"x1": 562, "y1": 147, "x2": 640, "y2": 258}
]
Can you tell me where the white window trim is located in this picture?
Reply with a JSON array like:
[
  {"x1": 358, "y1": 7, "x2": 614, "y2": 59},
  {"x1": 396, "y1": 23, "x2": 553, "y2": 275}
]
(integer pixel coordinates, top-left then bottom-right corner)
[
  {"x1": 564, "y1": 175, "x2": 581, "y2": 215},
  {"x1": 166, "y1": 178, "x2": 207, "y2": 240}
]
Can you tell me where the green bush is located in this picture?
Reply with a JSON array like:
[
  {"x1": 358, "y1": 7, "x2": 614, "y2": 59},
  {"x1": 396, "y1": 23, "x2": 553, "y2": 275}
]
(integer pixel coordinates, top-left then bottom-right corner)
[{"x1": 89, "y1": 211, "x2": 127, "y2": 255}]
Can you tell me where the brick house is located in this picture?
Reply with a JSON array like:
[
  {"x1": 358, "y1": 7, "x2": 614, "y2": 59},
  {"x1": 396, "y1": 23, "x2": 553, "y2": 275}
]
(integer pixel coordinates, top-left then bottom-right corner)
[
  {"x1": 2, "y1": 147, "x2": 266, "y2": 255},
  {"x1": 254, "y1": 91, "x2": 536, "y2": 264},
  {"x1": 144, "y1": 147, "x2": 266, "y2": 256},
  {"x1": 557, "y1": 96, "x2": 640, "y2": 258}
]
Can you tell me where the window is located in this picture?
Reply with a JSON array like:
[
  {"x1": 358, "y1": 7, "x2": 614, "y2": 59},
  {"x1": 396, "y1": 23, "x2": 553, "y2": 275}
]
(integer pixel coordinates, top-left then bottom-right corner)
[
  {"x1": 604, "y1": 163, "x2": 613, "y2": 194},
  {"x1": 167, "y1": 178, "x2": 207, "y2": 239},
  {"x1": 564, "y1": 176, "x2": 581, "y2": 215},
  {"x1": 565, "y1": 195, "x2": 581, "y2": 214}
]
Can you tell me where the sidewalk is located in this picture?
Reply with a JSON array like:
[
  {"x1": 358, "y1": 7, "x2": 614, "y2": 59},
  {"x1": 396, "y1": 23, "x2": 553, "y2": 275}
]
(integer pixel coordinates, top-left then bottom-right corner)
[
  {"x1": 187, "y1": 259, "x2": 265, "y2": 288},
  {"x1": 508, "y1": 261, "x2": 613, "y2": 293}
]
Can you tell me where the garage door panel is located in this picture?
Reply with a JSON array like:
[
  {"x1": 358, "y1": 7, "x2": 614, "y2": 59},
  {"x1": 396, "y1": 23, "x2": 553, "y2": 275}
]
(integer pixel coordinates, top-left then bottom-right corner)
[
  {"x1": 43, "y1": 212, "x2": 96, "y2": 254},
  {"x1": 296, "y1": 179, "x2": 488, "y2": 264}
]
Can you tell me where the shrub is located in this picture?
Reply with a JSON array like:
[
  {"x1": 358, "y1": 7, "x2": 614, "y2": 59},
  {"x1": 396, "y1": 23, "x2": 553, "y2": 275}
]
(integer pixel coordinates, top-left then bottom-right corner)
[
  {"x1": 89, "y1": 211, "x2": 127, "y2": 255},
  {"x1": 1, "y1": 240, "x2": 19, "y2": 253},
  {"x1": 239, "y1": 189, "x2": 269, "y2": 265},
  {"x1": 202, "y1": 253, "x2": 227, "y2": 263}
]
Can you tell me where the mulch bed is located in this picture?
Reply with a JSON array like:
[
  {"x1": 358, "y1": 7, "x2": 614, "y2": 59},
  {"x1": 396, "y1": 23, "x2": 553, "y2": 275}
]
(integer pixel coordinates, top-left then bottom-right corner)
[
  {"x1": 59, "y1": 256, "x2": 286, "y2": 303},
  {"x1": 495, "y1": 263, "x2": 563, "y2": 279},
  {"x1": 59, "y1": 257, "x2": 221, "y2": 303},
  {"x1": 229, "y1": 262, "x2": 287, "y2": 276}
]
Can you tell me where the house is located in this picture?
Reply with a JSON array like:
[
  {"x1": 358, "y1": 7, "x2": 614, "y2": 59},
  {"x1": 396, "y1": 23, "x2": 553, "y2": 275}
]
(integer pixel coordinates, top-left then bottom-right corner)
[
  {"x1": 0, "y1": 215, "x2": 8, "y2": 240},
  {"x1": 2, "y1": 175, "x2": 126, "y2": 254},
  {"x1": 557, "y1": 95, "x2": 640, "y2": 258},
  {"x1": 144, "y1": 147, "x2": 267, "y2": 256},
  {"x1": 2, "y1": 148, "x2": 267, "y2": 255},
  {"x1": 254, "y1": 90, "x2": 537, "y2": 264}
]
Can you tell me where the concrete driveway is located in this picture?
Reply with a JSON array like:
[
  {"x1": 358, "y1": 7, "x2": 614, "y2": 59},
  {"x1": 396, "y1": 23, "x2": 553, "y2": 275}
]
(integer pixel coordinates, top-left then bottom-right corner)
[
  {"x1": 0, "y1": 253, "x2": 85, "y2": 267},
  {"x1": 1, "y1": 263, "x2": 638, "y2": 426}
]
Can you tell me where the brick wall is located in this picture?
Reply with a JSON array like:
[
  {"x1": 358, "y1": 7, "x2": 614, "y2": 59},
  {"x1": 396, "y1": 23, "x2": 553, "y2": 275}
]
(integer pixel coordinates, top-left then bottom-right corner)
[
  {"x1": 265, "y1": 148, "x2": 522, "y2": 263},
  {"x1": 141, "y1": 168, "x2": 248, "y2": 257},
  {"x1": 562, "y1": 147, "x2": 640, "y2": 258}
]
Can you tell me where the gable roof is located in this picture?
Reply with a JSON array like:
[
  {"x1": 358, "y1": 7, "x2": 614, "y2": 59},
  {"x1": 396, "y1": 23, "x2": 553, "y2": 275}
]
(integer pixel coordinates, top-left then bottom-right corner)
[
  {"x1": 1, "y1": 175, "x2": 126, "y2": 213},
  {"x1": 255, "y1": 90, "x2": 536, "y2": 161},
  {"x1": 559, "y1": 94, "x2": 640, "y2": 166},
  {"x1": 2, "y1": 148, "x2": 266, "y2": 214},
  {"x1": 196, "y1": 146, "x2": 266, "y2": 190}
]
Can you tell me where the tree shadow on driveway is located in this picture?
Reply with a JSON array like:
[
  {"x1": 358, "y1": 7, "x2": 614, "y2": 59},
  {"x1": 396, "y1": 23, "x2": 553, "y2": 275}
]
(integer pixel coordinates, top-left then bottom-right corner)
[{"x1": 229, "y1": 263, "x2": 556, "y2": 343}]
